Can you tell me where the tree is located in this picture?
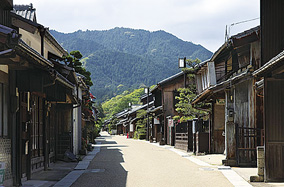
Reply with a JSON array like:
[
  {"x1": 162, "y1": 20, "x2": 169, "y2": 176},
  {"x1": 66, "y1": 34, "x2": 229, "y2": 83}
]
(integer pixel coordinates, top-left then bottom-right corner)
[
  {"x1": 134, "y1": 109, "x2": 150, "y2": 139},
  {"x1": 173, "y1": 58, "x2": 207, "y2": 122},
  {"x1": 95, "y1": 103, "x2": 105, "y2": 118},
  {"x1": 108, "y1": 118, "x2": 118, "y2": 133},
  {"x1": 64, "y1": 50, "x2": 93, "y2": 86},
  {"x1": 102, "y1": 88, "x2": 145, "y2": 118}
]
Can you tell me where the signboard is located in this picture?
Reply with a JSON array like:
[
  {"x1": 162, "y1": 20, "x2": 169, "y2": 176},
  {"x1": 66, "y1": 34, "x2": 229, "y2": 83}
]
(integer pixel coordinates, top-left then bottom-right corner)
[
  {"x1": 130, "y1": 124, "x2": 134, "y2": 132},
  {"x1": 154, "y1": 118, "x2": 160, "y2": 124},
  {"x1": 192, "y1": 120, "x2": 196, "y2": 133},
  {"x1": 168, "y1": 119, "x2": 174, "y2": 127}
]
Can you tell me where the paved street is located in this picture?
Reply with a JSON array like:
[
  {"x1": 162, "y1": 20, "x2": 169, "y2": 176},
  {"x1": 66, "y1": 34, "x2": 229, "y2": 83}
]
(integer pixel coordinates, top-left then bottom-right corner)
[{"x1": 72, "y1": 132, "x2": 234, "y2": 187}]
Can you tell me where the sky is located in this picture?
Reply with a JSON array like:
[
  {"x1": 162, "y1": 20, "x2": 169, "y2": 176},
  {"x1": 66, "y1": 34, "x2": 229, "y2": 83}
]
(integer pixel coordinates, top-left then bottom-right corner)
[{"x1": 14, "y1": 0, "x2": 260, "y2": 52}]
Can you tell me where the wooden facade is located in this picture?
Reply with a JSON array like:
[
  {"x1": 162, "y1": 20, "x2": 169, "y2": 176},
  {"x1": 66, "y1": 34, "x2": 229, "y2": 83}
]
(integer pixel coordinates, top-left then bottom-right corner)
[
  {"x1": 157, "y1": 72, "x2": 190, "y2": 146},
  {"x1": 194, "y1": 60, "x2": 225, "y2": 155},
  {"x1": 175, "y1": 121, "x2": 193, "y2": 152},
  {"x1": 149, "y1": 87, "x2": 163, "y2": 143},
  {"x1": 254, "y1": 57, "x2": 284, "y2": 181},
  {"x1": 0, "y1": 3, "x2": 94, "y2": 186},
  {"x1": 264, "y1": 79, "x2": 284, "y2": 181},
  {"x1": 258, "y1": 0, "x2": 284, "y2": 181},
  {"x1": 193, "y1": 26, "x2": 262, "y2": 166}
]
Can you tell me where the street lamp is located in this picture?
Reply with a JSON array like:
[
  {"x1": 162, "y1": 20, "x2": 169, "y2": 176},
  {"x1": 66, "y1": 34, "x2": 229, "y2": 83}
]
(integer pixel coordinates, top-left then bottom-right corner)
[
  {"x1": 178, "y1": 57, "x2": 186, "y2": 68},
  {"x1": 178, "y1": 57, "x2": 187, "y2": 87},
  {"x1": 144, "y1": 87, "x2": 150, "y2": 141}
]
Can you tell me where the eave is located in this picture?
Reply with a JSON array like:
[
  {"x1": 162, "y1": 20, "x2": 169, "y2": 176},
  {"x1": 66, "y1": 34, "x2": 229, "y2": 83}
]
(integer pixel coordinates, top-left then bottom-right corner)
[
  {"x1": 192, "y1": 69, "x2": 252, "y2": 105},
  {"x1": 253, "y1": 50, "x2": 284, "y2": 77},
  {"x1": 11, "y1": 11, "x2": 39, "y2": 34},
  {"x1": 16, "y1": 39, "x2": 54, "y2": 67}
]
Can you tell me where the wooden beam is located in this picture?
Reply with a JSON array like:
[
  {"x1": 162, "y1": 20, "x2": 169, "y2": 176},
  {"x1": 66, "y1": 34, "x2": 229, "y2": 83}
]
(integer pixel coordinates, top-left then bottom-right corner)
[
  {"x1": 12, "y1": 17, "x2": 37, "y2": 34},
  {"x1": 0, "y1": 55, "x2": 30, "y2": 69}
]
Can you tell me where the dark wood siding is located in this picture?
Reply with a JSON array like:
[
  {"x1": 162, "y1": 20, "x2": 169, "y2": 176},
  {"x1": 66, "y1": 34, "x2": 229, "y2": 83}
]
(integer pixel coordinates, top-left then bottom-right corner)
[
  {"x1": 265, "y1": 79, "x2": 284, "y2": 181},
  {"x1": 0, "y1": 0, "x2": 12, "y2": 26},
  {"x1": 0, "y1": 10, "x2": 11, "y2": 27},
  {"x1": 261, "y1": 0, "x2": 284, "y2": 65}
]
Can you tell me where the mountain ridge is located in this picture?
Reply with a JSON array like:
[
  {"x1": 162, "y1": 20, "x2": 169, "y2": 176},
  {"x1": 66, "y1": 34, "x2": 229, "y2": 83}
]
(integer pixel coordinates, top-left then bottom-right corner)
[{"x1": 50, "y1": 27, "x2": 212, "y2": 102}]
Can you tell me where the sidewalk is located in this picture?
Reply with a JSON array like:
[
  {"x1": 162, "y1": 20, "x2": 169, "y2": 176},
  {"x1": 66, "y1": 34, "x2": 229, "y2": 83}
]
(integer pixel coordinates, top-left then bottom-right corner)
[
  {"x1": 137, "y1": 138, "x2": 284, "y2": 187},
  {"x1": 190, "y1": 152, "x2": 284, "y2": 186},
  {"x1": 22, "y1": 143, "x2": 101, "y2": 187},
  {"x1": 21, "y1": 161, "x2": 78, "y2": 187}
]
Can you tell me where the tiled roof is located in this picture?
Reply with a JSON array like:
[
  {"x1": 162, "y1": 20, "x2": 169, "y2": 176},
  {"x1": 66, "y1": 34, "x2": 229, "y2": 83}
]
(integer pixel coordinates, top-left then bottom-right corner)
[
  {"x1": 232, "y1": 25, "x2": 260, "y2": 40},
  {"x1": 13, "y1": 4, "x2": 36, "y2": 23},
  {"x1": 128, "y1": 101, "x2": 154, "y2": 115},
  {"x1": 140, "y1": 93, "x2": 152, "y2": 100},
  {"x1": 0, "y1": 24, "x2": 19, "y2": 40},
  {"x1": 211, "y1": 26, "x2": 260, "y2": 62},
  {"x1": 253, "y1": 50, "x2": 284, "y2": 76},
  {"x1": 17, "y1": 39, "x2": 53, "y2": 67},
  {"x1": 158, "y1": 71, "x2": 184, "y2": 86}
]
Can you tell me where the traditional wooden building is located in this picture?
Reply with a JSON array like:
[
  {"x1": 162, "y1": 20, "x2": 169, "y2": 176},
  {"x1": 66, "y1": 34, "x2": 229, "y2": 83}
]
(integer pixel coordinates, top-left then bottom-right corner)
[
  {"x1": 0, "y1": 1, "x2": 19, "y2": 185},
  {"x1": 192, "y1": 59, "x2": 223, "y2": 154},
  {"x1": 149, "y1": 86, "x2": 163, "y2": 143},
  {"x1": 73, "y1": 73, "x2": 88, "y2": 155},
  {"x1": 140, "y1": 92, "x2": 154, "y2": 140},
  {"x1": 251, "y1": 0, "x2": 284, "y2": 182},
  {"x1": 127, "y1": 104, "x2": 147, "y2": 138},
  {"x1": 157, "y1": 72, "x2": 189, "y2": 146},
  {"x1": 193, "y1": 26, "x2": 262, "y2": 166},
  {"x1": 115, "y1": 110, "x2": 129, "y2": 135},
  {"x1": 0, "y1": 3, "x2": 89, "y2": 185}
]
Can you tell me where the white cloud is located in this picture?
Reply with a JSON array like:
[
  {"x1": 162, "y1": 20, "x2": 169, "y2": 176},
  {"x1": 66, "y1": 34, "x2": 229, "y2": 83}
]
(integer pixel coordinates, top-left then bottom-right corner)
[{"x1": 13, "y1": 0, "x2": 260, "y2": 52}]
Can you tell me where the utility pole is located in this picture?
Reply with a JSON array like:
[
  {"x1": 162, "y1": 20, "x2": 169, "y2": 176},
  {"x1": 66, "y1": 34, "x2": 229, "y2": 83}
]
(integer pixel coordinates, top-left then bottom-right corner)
[{"x1": 145, "y1": 87, "x2": 149, "y2": 141}]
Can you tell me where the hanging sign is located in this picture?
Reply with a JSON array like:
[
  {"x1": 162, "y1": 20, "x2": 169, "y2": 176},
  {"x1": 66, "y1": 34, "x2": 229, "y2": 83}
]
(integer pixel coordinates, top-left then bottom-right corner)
[
  {"x1": 168, "y1": 119, "x2": 174, "y2": 127},
  {"x1": 154, "y1": 118, "x2": 160, "y2": 124}
]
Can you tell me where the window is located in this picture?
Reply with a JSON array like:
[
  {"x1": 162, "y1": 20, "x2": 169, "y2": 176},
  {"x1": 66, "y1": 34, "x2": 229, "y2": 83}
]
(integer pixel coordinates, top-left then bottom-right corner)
[
  {"x1": 0, "y1": 83, "x2": 8, "y2": 137},
  {"x1": 201, "y1": 71, "x2": 208, "y2": 90},
  {"x1": 31, "y1": 95, "x2": 44, "y2": 157}
]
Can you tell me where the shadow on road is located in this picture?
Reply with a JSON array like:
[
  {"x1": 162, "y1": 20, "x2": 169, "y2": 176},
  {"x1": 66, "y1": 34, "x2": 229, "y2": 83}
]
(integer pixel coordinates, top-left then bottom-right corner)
[
  {"x1": 99, "y1": 140, "x2": 118, "y2": 145},
  {"x1": 72, "y1": 134, "x2": 128, "y2": 187}
]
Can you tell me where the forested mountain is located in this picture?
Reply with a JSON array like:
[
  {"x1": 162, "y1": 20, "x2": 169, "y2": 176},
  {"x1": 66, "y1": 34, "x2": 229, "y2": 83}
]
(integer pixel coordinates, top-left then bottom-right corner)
[{"x1": 50, "y1": 28, "x2": 212, "y2": 102}]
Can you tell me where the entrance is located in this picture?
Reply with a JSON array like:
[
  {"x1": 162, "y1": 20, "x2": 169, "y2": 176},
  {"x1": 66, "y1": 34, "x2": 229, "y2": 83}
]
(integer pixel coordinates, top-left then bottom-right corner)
[
  {"x1": 236, "y1": 124, "x2": 261, "y2": 166},
  {"x1": 19, "y1": 92, "x2": 31, "y2": 179}
]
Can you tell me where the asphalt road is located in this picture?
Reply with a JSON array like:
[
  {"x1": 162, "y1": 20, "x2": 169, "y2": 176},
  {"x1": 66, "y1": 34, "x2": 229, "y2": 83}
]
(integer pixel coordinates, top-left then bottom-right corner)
[{"x1": 72, "y1": 132, "x2": 233, "y2": 187}]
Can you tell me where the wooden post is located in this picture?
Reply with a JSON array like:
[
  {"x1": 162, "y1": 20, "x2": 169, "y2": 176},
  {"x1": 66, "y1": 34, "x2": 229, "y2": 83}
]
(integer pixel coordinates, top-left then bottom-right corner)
[
  {"x1": 43, "y1": 100, "x2": 48, "y2": 170},
  {"x1": 27, "y1": 122, "x2": 31, "y2": 179}
]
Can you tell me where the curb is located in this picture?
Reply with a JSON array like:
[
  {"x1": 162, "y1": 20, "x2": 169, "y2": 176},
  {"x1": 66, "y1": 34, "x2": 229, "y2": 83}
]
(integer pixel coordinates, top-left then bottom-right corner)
[
  {"x1": 54, "y1": 142, "x2": 102, "y2": 187},
  {"x1": 131, "y1": 138, "x2": 252, "y2": 187}
]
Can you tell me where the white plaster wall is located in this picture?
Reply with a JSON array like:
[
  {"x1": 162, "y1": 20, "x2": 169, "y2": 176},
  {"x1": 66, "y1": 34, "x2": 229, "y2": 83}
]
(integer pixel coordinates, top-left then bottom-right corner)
[
  {"x1": 73, "y1": 107, "x2": 79, "y2": 155},
  {"x1": 19, "y1": 28, "x2": 65, "y2": 58}
]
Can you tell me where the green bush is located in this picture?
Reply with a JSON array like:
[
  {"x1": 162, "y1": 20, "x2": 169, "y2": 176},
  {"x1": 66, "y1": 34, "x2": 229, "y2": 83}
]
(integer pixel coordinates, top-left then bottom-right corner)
[{"x1": 133, "y1": 131, "x2": 138, "y2": 139}]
